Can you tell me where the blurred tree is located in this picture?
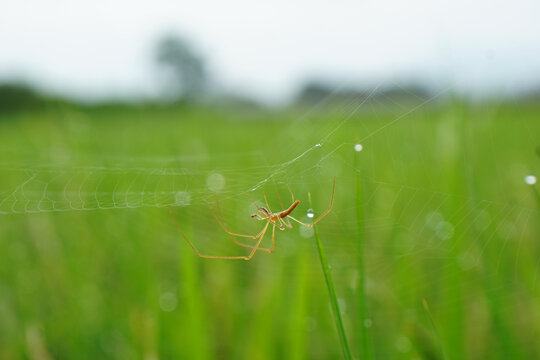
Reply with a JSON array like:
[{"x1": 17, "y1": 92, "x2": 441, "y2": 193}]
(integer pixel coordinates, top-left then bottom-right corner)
[
  {"x1": 155, "y1": 35, "x2": 207, "y2": 101},
  {"x1": 0, "y1": 83, "x2": 41, "y2": 114},
  {"x1": 0, "y1": 83, "x2": 69, "y2": 115},
  {"x1": 294, "y1": 80, "x2": 433, "y2": 107}
]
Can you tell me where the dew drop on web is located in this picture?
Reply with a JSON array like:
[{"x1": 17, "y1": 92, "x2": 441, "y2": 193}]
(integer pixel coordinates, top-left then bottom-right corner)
[
  {"x1": 206, "y1": 173, "x2": 226, "y2": 192},
  {"x1": 299, "y1": 226, "x2": 314, "y2": 239},
  {"x1": 307, "y1": 208, "x2": 315, "y2": 218},
  {"x1": 354, "y1": 143, "x2": 363, "y2": 152},
  {"x1": 174, "y1": 191, "x2": 191, "y2": 206},
  {"x1": 524, "y1": 174, "x2": 536, "y2": 185}
]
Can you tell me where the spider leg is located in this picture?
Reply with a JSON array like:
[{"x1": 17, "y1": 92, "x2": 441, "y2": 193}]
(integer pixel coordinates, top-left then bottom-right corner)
[
  {"x1": 279, "y1": 217, "x2": 292, "y2": 229},
  {"x1": 262, "y1": 191, "x2": 285, "y2": 230},
  {"x1": 233, "y1": 242, "x2": 272, "y2": 252},
  {"x1": 274, "y1": 184, "x2": 292, "y2": 227},
  {"x1": 285, "y1": 183, "x2": 295, "y2": 203},
  {"x1": 270, "y1": 224, "x2": 275, "y2": 252},
  {"x1": 170, "y1": 206, "x2": 268, "y2": 260},
  {"x1": 211, "y1": 199, "x2": 261, "y2": 239},
  {"x1": 244, "y1": 222, "x2": 270, "y2": 260},
  {"x1": 234, "y1": 223, "x2": 276, "y2": 253},
  {"x1": 228, "y1": 225, "x2": 273, "y2": 253},
  {"x1": 287, "y1": 216, "x2": 311, "y2": 227},
  {"x1": 274, "y1": 184, "x2": 286, "y2": 208},
  {"x1": 286, "y1": 177, "x2": 335, "y2": 228},
  {"x1": 211, "y1": 198, "x2": 273, "y2": 252},
  {"x1": 263, "y1": 191, "x2": 273, "y2": 214},
  {"x1": 245, "y1": 192, "x2": 266, "y2": 217},
  {"x1": 245, "y1": 191, "x2": 274, "y2": 221}
]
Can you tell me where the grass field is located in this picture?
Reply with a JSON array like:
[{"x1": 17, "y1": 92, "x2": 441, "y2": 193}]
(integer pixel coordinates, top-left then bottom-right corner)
[{"x1": 0, "y1": 98, "x2": 539, "y2": 359}]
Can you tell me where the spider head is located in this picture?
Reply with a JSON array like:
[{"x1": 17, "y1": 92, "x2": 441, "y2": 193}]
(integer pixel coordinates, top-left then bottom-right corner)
[
  {"x1": 251, "y1": 207, "x2": 270, "y2": 221},
  {"x1": 250, "y1": 207, "x2": 271, "y2": 221}
]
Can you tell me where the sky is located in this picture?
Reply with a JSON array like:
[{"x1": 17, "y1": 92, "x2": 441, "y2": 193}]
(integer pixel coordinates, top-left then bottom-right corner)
[{"x1": 1, "y1": 0, "x2": 540, "y2": 103}]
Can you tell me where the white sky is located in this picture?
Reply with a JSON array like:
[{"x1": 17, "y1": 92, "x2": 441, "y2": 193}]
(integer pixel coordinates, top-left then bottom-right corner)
[{"x1": 1, "y1": 0, "x2": 540, "y2": 103}]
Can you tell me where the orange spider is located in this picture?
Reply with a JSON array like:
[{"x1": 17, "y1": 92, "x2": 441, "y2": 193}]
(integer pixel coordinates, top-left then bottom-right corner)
[{"x1": 169, "y1": 178, "x2": 335, "y2": 260}]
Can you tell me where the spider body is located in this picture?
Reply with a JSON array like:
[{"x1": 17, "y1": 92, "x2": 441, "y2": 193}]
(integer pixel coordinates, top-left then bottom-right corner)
[
  {"x1": 277, "y1": 199, "x2": 300, "y2": 218},
  {"x1": 251, "y1": 199, "x2": 299, "y2": 228},
  {"x1": 169, "y1": 178, "x2": 335, "y2": 260}
]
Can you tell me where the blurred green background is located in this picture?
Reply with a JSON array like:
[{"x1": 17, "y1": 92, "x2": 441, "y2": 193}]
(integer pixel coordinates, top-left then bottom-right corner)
[
  {"x1": 2, "y1": 1, "x2": 540, "y2": 358},
  {"x1": 0, "y1": 96, "x2": 539, "y2": 359}
]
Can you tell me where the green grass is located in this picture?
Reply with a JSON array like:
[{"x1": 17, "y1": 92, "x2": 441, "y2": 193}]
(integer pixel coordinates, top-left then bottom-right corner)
[
  {"x1": 312, "y1": 209, "x2": 352, "y2": 360},
  {"x1": 530, "y1": 184, "x2": 540, "y2": 209},
  {"x1": 355, "y1": 148, "x2": 372, "y2": 359},
  {"x1": 0, "y1": 99, "x2": 539, "y2": 359},
  {"x1": 422, "y1": 298, "x2": 446, "y2": 359}
]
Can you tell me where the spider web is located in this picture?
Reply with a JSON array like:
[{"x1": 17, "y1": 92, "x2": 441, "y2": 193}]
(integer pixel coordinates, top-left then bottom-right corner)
[
  {"x1": 0, "y1": 83, "x2": 448, "y2": 213},
  {"x1": 0, "y1": 81, "x2": 537, "y2": 269},
  {"x1": 1, "y1": 80, "x2": 539, "y2": 357}
]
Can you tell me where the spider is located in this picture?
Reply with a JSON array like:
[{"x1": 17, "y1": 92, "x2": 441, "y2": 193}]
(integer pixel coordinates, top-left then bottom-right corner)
[{"x1": 168, "y1": 178, "x2": 335, "y2": 260}]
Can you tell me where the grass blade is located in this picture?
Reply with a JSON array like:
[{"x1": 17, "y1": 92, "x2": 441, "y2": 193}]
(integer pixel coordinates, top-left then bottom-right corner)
[
  {"x1": 530, "y1": 184, "x2": 540, "y2": 209},
  {"x1": 422, "y1": 298, "x2": 447, "y2": 360},
  {"x1": 354, "y1": 146, "x2": 372, "y2": 359},
  {"x1": 312, "y1": 200, "x2": 352, "y2": 360}
]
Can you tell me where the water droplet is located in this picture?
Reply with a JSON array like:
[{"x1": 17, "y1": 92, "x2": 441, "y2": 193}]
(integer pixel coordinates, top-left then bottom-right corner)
[
  {"x1": 299, "y1": 226, "x2": 314, "y2": 239},
  {"x1": 315, "y1": 143, "x2": 322, "y2": 147},
  {"x1": 174, "y1": 191, "x2": 191, "y2": 206},
  {"x1": 435, "y1": 221, "x2": 454, "y2": 240},
  {"x1": 159, "y1": 292, "x2": 178, "y2": 312},
  {"x1": 425, "y1": 211, "x2": 443, "y2": 230},
  {"x1": 306, "y1": 208, "x2": 315, "y2": 218},
  {"x1": 525, "y1": 174, "x2": 537, "y2": 185},
  {"x1": 395, "y1": 335, "x2": 412, "y2": 353},
  {"x1": 206, "y1": 173, "x2": 226, "y2": 192},
  {"x1": 354, "y1": 143, "x2": 363, "y2": 152}
]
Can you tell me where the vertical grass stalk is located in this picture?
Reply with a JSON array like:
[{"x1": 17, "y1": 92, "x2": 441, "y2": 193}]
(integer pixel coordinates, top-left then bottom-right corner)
[
  {"x1": 310, "y1": 191, "x2": 352, "y2": 359},
  {"x1": 178, "y1": 210, "x2": 212, "y2": 360},
  {"x1": 530, "y1": 184, "x2": 540, "y2": 209},
  {"x1": 422, "y1": 298, "x2": 447, "y2": 360},
  {"x1": 313, "y1": 223, "x2": 352, "y2": 360},
  {"x1": 355, "y1": 147, "x2": 372, "y2": 359},
  {"x1": 288, "y1": 250, "x2": 310, "y2": 360}
]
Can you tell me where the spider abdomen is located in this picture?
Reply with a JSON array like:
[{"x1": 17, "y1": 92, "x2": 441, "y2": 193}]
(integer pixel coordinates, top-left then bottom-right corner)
[{"x1": 279, "y1": 200, "x2": 300, "y2": 218}]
